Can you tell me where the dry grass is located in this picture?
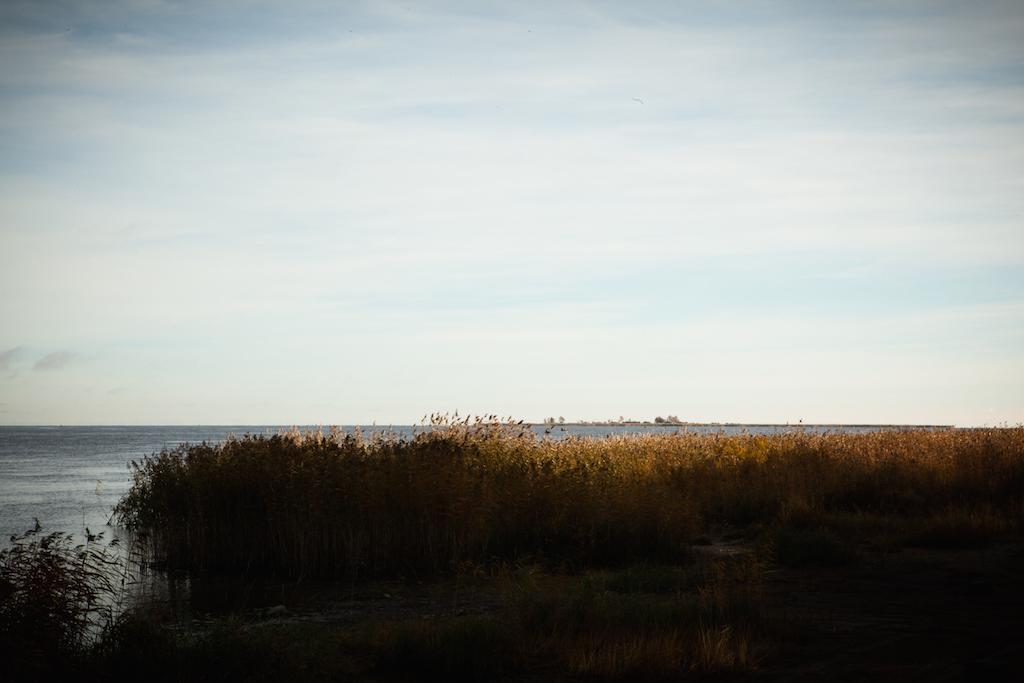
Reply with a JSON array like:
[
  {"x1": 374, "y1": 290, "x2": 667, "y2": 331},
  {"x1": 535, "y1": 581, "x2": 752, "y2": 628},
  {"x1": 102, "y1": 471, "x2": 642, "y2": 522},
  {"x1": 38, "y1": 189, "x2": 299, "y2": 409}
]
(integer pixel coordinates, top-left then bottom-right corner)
[
  {"x1": 357, "y1": 553, "x2": 769, "y2": 680},
  {"x1": 114, "y1": 418, "x2": 1024, "y2": 579},
  {"x1": 75, "y1": 553, "x2": 770, "y2": 681},
  {"x1": 519, "y1": 556, "x2": 768, "y2": 677}
]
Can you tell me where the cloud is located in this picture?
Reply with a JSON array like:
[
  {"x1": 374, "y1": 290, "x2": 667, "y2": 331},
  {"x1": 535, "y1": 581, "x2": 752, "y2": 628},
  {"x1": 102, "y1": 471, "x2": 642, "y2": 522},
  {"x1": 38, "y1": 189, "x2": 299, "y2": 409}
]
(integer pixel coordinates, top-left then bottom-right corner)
[
  {"x1": 0, "y1": 346, "x2": 26, "y2": 377},
  {"x1": 33, "y1": 351, "x2": 80, "y2": 371},
  {"x1": 0, "y1": 346, "x2": 23, "y2": 369}
]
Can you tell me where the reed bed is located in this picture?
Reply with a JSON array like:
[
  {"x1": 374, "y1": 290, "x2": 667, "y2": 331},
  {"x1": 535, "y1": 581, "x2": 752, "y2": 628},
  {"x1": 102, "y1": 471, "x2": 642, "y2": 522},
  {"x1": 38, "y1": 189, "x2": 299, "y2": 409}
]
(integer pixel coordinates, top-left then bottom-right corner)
[{"x1": 114, "y1": 419, "x2": 1024, "y2": 579}]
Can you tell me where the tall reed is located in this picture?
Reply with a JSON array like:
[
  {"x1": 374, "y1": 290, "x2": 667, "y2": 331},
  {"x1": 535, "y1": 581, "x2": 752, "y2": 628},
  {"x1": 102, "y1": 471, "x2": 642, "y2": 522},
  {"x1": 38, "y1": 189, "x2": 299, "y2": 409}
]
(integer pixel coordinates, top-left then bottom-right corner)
[
  {"x1": 0, "y1": 522, "x2": 127, "y2": 676},
  {"x1": 114, "y1": 419, "x2": 1024, "y2": 579}
]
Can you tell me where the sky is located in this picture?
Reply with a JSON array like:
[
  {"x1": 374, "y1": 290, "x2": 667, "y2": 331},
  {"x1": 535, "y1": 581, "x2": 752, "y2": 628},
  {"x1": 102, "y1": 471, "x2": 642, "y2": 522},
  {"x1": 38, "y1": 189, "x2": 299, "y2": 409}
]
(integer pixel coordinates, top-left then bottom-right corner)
[{"x1": 1, "y1": 0, "x2": 1022, "y2": 426}]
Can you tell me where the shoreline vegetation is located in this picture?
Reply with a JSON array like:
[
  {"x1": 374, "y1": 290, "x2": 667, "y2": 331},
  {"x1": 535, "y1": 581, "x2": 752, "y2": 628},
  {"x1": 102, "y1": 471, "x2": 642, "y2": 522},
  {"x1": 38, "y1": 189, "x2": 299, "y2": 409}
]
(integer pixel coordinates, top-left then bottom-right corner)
[
  {"x1": 536, "y1": 413, "x2": 957, "y2": 428},
  {"x1": 3, "y1": 416, "x2": 1023, "y2": 680},
  {"x1": 114, "y1": 415, "x2": 1013, "y2": 580},
  {"x1": 538, "y1": 420, "x2": 956, "y2": 428}
]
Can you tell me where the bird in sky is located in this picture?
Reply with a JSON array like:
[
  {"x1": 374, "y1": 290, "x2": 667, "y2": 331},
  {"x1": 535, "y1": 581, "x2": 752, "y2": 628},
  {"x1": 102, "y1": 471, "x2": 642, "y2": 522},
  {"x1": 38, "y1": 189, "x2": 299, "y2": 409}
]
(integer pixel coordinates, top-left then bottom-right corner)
[{"x1": 632, "y1": 97, "x2": 644, "y2": 104}]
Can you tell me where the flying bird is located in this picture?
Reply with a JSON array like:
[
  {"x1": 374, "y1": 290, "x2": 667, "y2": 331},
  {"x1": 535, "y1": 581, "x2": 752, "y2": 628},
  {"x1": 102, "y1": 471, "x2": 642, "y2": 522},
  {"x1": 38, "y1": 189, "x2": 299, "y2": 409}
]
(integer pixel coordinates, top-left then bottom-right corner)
[{"x1": 632, "y1": 97, "x2": 644, "y2": 105}]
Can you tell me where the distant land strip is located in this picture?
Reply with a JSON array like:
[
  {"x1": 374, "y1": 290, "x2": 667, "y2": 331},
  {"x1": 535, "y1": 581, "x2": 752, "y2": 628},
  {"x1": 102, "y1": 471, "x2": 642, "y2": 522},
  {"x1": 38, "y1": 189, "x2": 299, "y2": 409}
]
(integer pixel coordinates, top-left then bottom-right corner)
[{"x1": 533, "y1": 422, "x2": 957, "y2": 429}]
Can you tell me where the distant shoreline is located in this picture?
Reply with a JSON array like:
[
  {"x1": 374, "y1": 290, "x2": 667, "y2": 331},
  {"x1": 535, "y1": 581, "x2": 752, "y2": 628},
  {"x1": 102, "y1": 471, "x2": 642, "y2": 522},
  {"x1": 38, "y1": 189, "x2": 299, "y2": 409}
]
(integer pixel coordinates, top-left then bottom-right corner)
[
  {"x1": 533, "y1": 422, "x2": 957, "y2": 429},
  {"x1": 0, "y1": 422, "x2": 961, "y2": 429}
]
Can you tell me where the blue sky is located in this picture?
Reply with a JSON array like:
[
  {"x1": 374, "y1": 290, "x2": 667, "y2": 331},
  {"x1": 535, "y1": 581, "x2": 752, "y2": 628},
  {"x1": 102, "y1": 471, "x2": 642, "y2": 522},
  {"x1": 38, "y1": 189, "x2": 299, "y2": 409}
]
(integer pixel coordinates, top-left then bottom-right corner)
[{"x1": 1, "y1": 0, "x2": 1022, "y2": 425}]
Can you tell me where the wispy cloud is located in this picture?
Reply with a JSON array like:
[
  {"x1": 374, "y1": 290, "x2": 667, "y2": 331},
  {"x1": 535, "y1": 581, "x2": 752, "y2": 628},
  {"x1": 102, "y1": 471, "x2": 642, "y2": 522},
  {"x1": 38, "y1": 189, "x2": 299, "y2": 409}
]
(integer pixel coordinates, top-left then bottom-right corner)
[
  {"x1": 0, "y1": 346, "x2": 26, "y2": 378},
  {"x1": 0, "y1": 346, "x2": 23, "y2": 370},
  {"x1": 33, "y1": 351, "x2": 80, "y2": 371}
]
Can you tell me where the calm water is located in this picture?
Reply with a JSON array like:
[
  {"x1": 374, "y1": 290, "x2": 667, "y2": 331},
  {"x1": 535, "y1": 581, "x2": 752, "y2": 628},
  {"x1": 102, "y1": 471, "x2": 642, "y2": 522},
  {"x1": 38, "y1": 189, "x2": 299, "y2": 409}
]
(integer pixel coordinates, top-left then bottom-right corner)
[{"x1": 0, "y1": 423, "x2": 933, "y2": 543}]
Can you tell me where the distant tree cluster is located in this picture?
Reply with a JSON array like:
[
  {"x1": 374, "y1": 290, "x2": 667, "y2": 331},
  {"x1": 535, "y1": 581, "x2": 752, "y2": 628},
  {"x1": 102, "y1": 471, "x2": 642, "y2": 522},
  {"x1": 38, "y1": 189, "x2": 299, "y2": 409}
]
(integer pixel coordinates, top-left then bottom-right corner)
[{"x1": 573, "y1": 416, "x2": 686, "y2": 426}]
